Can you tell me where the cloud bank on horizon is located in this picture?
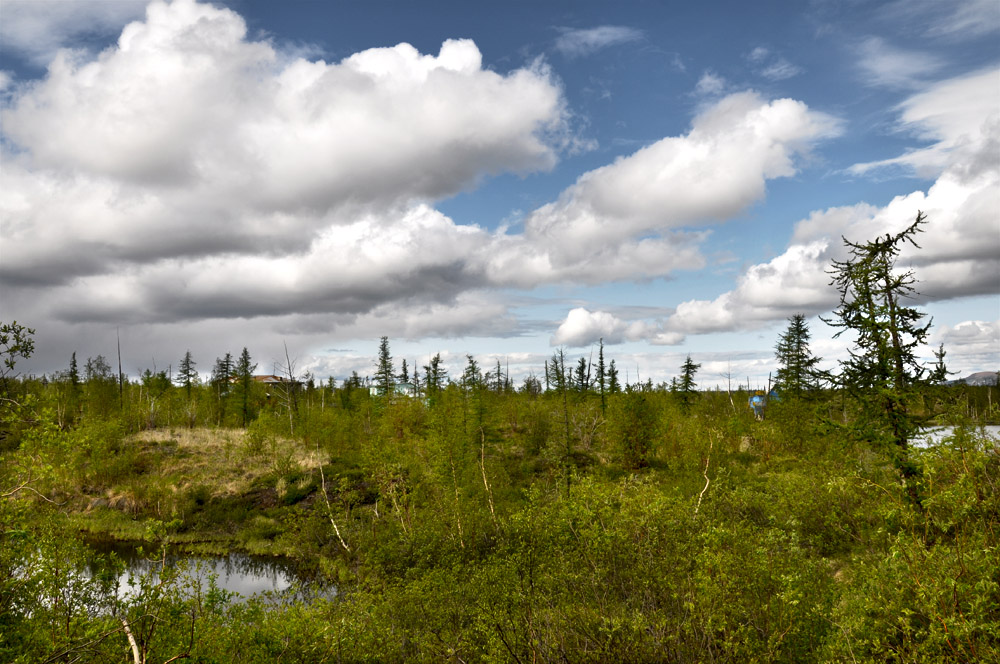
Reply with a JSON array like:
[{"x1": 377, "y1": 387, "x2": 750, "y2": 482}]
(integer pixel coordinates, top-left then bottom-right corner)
[{"x1": 1, "y1": 0, "x2": 997, "y2": 382}]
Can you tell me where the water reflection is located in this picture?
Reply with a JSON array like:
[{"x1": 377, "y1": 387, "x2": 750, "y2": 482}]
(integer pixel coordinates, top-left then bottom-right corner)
[{"x1": 84, "y1": 537, "x2": 333, "y2": 603}]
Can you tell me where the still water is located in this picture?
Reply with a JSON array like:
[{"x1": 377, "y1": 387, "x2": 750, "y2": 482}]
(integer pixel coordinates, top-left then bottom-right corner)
[
  {"x1": 84, "y1": 537, "x2": 331, "y2": 603},
  {"x1": 913, "y1": 424, "x2": 1000, "y2": 448}
]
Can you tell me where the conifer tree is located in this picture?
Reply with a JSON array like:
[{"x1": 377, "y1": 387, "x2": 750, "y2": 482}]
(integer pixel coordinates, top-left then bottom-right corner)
[
  {"x1": 774, "y1": 314, "x2": 822, "y2": 399},
  {"x1": 177, "y1": 350, "x2": 198, "y2": 398},
  {"x1": 375, "y1": 336, "x2": 395, "y2": 397},
  {"x1": 235, "y1": 347, "x2": 257, "y2": 427},
  {"x1": 462, "y1": 355, "x2": 481, "y2": 390},
  {"x1": 68, "y1": 352, "x2": 80, "y2": 391},
  {"x1": 825, "y1": 212, "x2": 931, "y2": 492},
  {"x1": 211, "y1": 353, "x2": 234, "y2": 424},
  {"x1": 607, "y1": 359, "x2": 621, "y2": 394},
  {"x1": 423, "y1": 353, "x2": 446, "y2": 398},
  {"x1": 929, "y1": 343, "x2": 952, "y2": 384},
  {"x1": 574, "y1": 357, "x2": 589, "y2": 392},
  {"x1": 677, "y1": 355, "x2": 701, "y2": 413},
  {"x1": 596, "y1": 339, "x2": 607, "y2": 412},
  {"x1": 65, "y1": 351, "x2": 82, "y2": 422}
]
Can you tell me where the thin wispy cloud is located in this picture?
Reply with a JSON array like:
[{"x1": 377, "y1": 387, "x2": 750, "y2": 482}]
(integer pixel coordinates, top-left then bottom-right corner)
[
  {"x1": 554, "y1": 26, "x2": 642, "y2": 58},
  {"x1": 746, "y1": 46, "x2": 802, "y2": 81},
  {"x1": 855, "y1": 37, "x2": 945, "y2": 89},
  {"x1": 879, "y1": 0, "x2": 1000, "y2": 40},
  {"x1": 694, "y1": 70, "x2": 727, "y2": 96}
]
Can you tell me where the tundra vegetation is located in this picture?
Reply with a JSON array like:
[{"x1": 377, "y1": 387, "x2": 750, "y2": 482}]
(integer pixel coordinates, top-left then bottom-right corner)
[{"x1": 1, "y1": 216, "x2": 998, "y2": 663}]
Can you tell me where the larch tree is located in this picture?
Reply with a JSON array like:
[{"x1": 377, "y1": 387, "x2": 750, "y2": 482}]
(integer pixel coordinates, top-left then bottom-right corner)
[{"x1": 824, "y1": 212, "x2": 931, "y2": 493}]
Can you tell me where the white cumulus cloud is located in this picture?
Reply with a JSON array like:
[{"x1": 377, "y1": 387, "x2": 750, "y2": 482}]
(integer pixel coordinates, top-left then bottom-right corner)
[
  {"x1": 666, "y1": 67, "x2": 1000, "y2": 337},
  {"x1": 934, "y1": 320, "x2": 1000, "y2": 375},
  {"x1": 0, "y1": 0, "x2": 148, "y2": 65},
  {"x1": 525, "y1": 91, "x2": 841, "y2": 258},
  {"x1": 1, "y1": 0, "x2": 569, "y2": 294},
  {"x1": 551, "y1": 308, "x2": 684, "y2": 347}
]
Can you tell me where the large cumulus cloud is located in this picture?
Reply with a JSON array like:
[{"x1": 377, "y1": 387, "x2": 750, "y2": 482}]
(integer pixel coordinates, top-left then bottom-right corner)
[
  {"x1": 1, "y1": 0, "x2": 875, "y2": 380},
  {"x1": 0, "y1": 0, "x2": 569, "y2": 328},
  {"x1": 1, "y1": 0, "x2": 842, "y2": 335},
  {"x1": 525, "y1": 92, "x2": 841, "y2": 259},
  {"x1": 662, "y1": 66, "x2": 1000, "y2": 337}
]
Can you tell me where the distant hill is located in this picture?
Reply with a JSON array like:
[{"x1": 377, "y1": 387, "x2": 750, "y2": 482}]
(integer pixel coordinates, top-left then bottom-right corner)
[{"x1": 949, "y1": 371, "x2": 999, "y2": 387}]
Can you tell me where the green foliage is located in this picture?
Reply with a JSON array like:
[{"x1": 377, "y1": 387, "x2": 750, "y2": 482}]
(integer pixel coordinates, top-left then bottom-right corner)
[
  {"x1": 0, "y1": 321, "x2": 36, "y2": 450},
  {"x1": 826, "y1": 212, "x2": 931, "y2": 456},
  {"x1": 235, "y1": 347, "x2": 258, "y2": 427},
  {"x1": 375, "y1": 336, "x2": 395, "y2": 397},
  {"x1": 0, "y1": 320, "x2": 35, "y2": 397},
  {"x1": 607, "y1": 388, "x2": 659, "y2": 468},
  {"x1": 3, "y1": 316, "x2": 998, "y2": 662},
  {"x1": 775, "y1": 313, "x2": 823, "y2": 398},
  {"x1": 675, "y1": 354, "x2": 701, "y2": 413}
]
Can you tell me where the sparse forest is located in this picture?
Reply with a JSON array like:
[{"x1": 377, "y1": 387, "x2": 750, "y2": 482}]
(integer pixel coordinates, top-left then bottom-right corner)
[{"x1": 1, "y1": 218, "x2": 998, "y2": 663}]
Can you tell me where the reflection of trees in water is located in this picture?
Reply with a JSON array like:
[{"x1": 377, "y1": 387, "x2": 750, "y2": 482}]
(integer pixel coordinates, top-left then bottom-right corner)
[{"x1": 82, "y1": 537, "x2": 330, "y2": 601}]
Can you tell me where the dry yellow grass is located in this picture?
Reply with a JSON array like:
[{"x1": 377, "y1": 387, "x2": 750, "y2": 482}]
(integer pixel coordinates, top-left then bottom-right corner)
[{"x1": 130, "y1": 427, "x2": 324, "y2": 499}]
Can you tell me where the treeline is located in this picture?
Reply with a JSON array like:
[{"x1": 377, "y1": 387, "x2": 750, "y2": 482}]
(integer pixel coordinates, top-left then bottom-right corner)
[{"x1": 5, "y1": 333, "x2": 709, "y2": 439}]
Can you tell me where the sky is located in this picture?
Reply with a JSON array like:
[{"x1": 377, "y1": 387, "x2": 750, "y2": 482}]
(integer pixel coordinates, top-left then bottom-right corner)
[{"x1": 1, "y1": 0, "x2": 998, "y2": 388}]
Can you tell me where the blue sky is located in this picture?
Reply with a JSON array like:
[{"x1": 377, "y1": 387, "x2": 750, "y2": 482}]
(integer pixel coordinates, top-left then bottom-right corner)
[{"x1": 1, "y1": 0, "x2": 997, "y2": 386}]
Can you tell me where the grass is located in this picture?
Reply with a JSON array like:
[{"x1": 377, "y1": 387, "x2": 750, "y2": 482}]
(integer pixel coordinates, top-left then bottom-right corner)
[{"x1": 63, "y1": 427, "x2": 329, "y2": 557}]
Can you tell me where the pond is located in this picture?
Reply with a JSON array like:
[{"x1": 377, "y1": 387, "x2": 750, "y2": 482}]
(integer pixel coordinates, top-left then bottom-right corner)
[
  {"x1": 912, "y1": 424, "x2": 1000, "y2": 448},
  {"x1": 84, "y1": 536, "x2": 333, "y2": 603}
]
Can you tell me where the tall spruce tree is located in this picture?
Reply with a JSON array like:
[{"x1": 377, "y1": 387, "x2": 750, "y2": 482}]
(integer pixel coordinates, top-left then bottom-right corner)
[
  {"x1": 607, "y1": 359, "x2": 621, "y2": 394},
  {"x1": 235, "y1": 347, "x2": 257, "y2": 427},
  {"x1": 677, "y1": 355, "x2": 701, "y2": 413},
  {"x1": 461, "y1": 355, "x2": 481, "y2": 390},
  {"x1": 66, "y1": 351, "x2": 82, "y2": 422},
  {"x1": 211, "y1": 353, "x2": 234, "y2": 425},
  {"x1": 375, "y1": 336, "x2": 395, "y2": 397},
  {"x1": 774, "y1": 314, "x2": 822, "y2": 399},
  {"x1": 574, "y1": 357, "x2": 589, "y2": 392},
  {"x1": 929, "y1": 343, "x2": 952, "y2": 384},
  {"x1": 596, "y1": 338, "x2": 607, "y2": 412},
  {"x1": 177, "y1": 350, "x2": 198, "y2": 398},
  {"x1": 423, "y1": 353, "x2": 446, "y2": 399},
  {"x1": 68, "y1": 352, "x2": 80, "y2": 391}
]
